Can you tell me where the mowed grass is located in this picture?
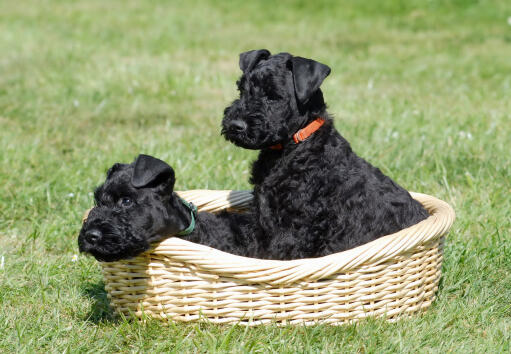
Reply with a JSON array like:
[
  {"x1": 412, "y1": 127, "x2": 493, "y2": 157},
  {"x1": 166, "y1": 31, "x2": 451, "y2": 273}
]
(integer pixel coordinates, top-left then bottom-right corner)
[{"x1": 1, "y1": 0, "x2": 511, "y2": 352}]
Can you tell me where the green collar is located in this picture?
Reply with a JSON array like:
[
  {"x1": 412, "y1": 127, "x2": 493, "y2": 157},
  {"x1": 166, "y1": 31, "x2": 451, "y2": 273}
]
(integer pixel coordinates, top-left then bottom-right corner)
[{"x1": 177, "y1": 198, "x2": 198, "y2": 236}]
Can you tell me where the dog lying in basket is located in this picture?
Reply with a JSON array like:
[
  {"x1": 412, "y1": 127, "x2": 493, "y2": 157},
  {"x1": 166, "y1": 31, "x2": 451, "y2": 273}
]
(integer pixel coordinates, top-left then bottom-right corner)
[{"x1": 78, "y1": 154, "x2": 257, "y2": 262}]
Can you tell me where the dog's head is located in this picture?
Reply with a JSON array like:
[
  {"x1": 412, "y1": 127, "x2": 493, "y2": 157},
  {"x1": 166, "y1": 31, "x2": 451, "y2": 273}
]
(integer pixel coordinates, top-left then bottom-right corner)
[
  {"x1": 78, "y1": 154, "x2": 183, "y2": 262},
  {"x1": 222, "y1": 49, "x2": 331, "y2": 149}
]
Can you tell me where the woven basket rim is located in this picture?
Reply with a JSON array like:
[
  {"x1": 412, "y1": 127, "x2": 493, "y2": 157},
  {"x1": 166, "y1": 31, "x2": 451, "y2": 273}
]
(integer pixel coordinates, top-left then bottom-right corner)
[{"x1": 115, "y1": 190, "x2": 455, "y2": 285}]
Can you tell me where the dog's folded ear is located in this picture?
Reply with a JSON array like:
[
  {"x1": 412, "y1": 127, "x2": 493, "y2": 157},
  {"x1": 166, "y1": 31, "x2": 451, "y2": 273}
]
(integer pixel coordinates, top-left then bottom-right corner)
[
  {"x1": 239, "y1": 49, "x2": 271, "y2": 73},
  {"x1": 132, "y1": 154, "x2": 175, "y2": 189},
  {"x1": 291, "y1": 56, "x2": 331, "y2": 104}
]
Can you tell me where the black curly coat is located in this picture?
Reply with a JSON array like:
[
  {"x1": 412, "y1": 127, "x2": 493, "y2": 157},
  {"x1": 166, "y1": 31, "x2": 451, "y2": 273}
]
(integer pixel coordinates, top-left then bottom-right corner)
[
  {"x1": 78, "y1": 155, "x2": 256, "y2": 262},
  {"x1": 222, "y1": 49, "x2": 429, "y2": 260}
]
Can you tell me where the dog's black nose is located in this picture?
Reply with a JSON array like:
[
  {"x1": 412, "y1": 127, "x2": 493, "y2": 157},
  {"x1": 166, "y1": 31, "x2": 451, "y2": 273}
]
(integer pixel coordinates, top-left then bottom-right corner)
[
  {"x1": 85, "y1": 229, "x2": 102, "y2": 244},
  {"x1": 229, "y1": 120, "x2": 247, "y2": 132}
]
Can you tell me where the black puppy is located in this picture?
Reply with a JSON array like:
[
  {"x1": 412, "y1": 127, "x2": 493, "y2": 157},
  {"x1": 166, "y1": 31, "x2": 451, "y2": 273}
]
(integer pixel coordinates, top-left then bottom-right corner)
[
  {"x1": 222, "y1": 49, "x2": 429, "y2": 260},
  {"x1": 78, "y1": 154, "x2": 255, "y2": 262}
]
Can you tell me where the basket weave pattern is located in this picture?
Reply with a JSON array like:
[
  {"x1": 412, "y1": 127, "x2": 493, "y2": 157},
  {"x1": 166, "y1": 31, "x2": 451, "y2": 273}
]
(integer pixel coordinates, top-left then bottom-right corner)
[{"x1": 100, "y1": 190, "x2": 455, "y2": 326}]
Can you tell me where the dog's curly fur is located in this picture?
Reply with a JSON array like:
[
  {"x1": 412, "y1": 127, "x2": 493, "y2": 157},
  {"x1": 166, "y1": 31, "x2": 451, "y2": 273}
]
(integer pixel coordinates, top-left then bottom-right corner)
[
  {"x1": 78, "y1": 155, "x2": 256, "y2": 262},
  {"x1": 222, "y1": 49, "x2": 429, "y2": 260}
]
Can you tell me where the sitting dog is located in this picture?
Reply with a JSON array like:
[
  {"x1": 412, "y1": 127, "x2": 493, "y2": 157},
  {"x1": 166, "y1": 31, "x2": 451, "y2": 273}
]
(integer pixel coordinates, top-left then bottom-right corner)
[
  {"x1": 222, "y1": 49, "x2": 429, "y2": 260},
  {"x1": 78, "y1": 154, "x2": 255, "y2": 262}
]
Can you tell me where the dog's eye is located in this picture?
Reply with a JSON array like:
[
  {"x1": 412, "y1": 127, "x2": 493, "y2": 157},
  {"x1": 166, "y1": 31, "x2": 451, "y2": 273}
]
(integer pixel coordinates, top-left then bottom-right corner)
[{"x1": 120, "y1": 197, "x2": 133, "y2": 206}]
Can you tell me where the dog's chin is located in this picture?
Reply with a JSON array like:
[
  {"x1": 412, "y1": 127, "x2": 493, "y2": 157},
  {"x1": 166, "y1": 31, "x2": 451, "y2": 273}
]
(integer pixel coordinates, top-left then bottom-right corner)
[
  {"x1": 88, "y1": 251, "x2": 126, "y2": 263},
  {"x1": 85, "y1": 248, "x2": 145, "y2": 262},
  {"x1": 79, "y1": 240, "x2": 150, "y2": 262},
  {"x1": 78, "y1": 246, "x2": 119, "y2": 262},
  {"x1": 229, "y1": 139, "x2": 262, "y2": 150},
  {"x1": 222, "y1": 132, "x2": 270, "y2": 150}
]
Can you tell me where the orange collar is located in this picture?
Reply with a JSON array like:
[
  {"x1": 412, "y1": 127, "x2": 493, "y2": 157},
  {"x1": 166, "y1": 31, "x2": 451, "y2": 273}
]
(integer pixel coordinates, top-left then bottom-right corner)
[{"x1": 269, "y1": 118, "x2": 325, "y2": 150}]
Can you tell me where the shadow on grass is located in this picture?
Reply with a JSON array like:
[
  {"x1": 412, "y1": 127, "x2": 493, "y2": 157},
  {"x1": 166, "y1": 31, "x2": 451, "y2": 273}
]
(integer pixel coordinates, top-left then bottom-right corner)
[{"x1": 82, "y1": 281, "x2": 119, "y2": 324}]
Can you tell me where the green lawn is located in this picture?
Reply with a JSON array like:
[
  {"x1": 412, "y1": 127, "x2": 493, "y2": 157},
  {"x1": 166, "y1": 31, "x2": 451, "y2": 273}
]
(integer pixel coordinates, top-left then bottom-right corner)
[{"x1": 1, "y1": 0, "x2": 511, "y2": 352}]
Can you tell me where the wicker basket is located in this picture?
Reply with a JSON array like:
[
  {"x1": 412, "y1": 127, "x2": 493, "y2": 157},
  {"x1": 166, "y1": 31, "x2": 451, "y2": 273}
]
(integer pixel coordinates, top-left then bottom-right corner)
[{"x1": 98, "y1": 190, "x2": 455, "y2": 326}]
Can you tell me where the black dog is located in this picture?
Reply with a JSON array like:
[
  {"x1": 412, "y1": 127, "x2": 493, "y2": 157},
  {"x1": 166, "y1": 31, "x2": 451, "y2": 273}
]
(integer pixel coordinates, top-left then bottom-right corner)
[
  {"x1": 78, "y1": 154, "x2": 255, "y2": 262},
  {"x1": 222, "y1": 49, "x2": 429, "y2": 260}
]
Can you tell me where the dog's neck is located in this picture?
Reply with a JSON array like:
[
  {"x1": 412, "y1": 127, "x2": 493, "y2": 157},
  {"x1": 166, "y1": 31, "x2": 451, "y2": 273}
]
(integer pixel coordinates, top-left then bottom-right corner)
[
  {"x1": 250, "y1": 112, "x2": 352, "y2": 186},
  {"x1": 168, "y1": 195, "x2": 196, "y2": 234},
  {"x1": 270, "y1": 116, "x2": 327, "y2": 150},
  {"x1": 268, "y1": 104, "x2": 330, "y2": 150}
]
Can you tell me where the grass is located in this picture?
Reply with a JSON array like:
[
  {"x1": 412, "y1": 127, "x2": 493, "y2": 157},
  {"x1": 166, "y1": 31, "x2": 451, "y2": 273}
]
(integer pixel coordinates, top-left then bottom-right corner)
[{"x1": 1, "y1": 0, "x2": 511, "y2": 352}]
